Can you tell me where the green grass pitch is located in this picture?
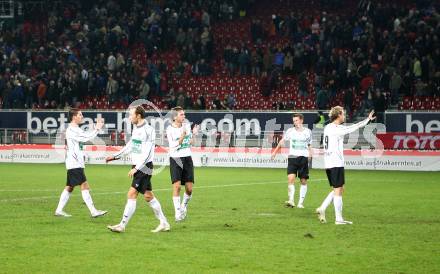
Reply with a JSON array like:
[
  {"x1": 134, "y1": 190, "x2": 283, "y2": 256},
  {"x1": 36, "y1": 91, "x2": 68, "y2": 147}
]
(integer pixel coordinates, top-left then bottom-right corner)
[{"x1": 0, "y1": 163, "x2": 439, "y2": 273}]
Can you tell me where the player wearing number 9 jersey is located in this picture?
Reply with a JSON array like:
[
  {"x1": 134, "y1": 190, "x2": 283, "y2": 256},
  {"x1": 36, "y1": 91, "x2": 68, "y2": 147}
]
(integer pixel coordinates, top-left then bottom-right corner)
[{"x1": 316, "y1": 106, "x2": 375, "y2": 225}]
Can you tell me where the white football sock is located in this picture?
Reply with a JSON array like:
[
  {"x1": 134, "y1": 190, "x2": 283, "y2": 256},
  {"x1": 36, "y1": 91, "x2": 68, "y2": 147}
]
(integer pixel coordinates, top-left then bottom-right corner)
[
  {"x1": 333, "y1": 195, "x2": 343, "y2": 222},
  {"x1": 173, "y1": 196, "x2": 181, "y2": 216},
  {"x1": 288, "y1": 184, "x2": 295, "y2": 202},
  {"x1": 81, "y1": 189, "x2": 97, "y2": 214},
  {"x1": 120, "y1": 199, "x2": 136, "y2": 228},
  {"x1": 181, "y1": 192, "x2": 192, "y2": 211},
  {"x1": 56, "y1": 189, "x2": 71, "y2": 212},
  {"x1": 149, "y1": 198, "x2": 168, "y2": 224},
  {"x1": 298, "y1": 184, "x2": 308, "y2": 205},
  {"x1": 320, "y1": 191, "x2": 334, "y2": 211}
]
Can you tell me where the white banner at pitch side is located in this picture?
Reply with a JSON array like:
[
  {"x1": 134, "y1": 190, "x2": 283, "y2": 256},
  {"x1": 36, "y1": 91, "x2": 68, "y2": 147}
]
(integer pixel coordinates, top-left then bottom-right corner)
[{"x1": 0, "y1": 145, "x2": 439, "y2": 171}]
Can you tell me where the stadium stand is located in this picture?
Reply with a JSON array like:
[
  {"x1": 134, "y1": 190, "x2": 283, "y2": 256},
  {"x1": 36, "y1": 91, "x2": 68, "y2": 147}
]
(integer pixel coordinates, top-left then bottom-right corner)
[{"x1": 0, "y1": 0, "x2": 438, "y2": 113}]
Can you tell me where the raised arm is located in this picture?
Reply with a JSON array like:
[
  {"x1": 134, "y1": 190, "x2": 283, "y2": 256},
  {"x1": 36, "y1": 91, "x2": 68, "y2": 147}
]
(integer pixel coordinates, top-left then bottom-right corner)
[
  {"x1": 69, "y1": 128, "x2": 99, "y2": 143},
  {"x1": 68, "y1": 118, "x2": 104, "y2": 142},
  {"x1": 333, "y1": 111, "x2": 375, "y2": 136}
]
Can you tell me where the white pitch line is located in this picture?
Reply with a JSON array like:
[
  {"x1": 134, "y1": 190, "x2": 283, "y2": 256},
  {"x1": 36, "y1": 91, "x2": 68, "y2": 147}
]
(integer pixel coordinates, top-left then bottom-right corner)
[
  {"x1": 0, "y1": 179, "x2": 327, "y2": 202},
  {"x1": 0, "y1": 189, "x2": 59, "y2": 192}
]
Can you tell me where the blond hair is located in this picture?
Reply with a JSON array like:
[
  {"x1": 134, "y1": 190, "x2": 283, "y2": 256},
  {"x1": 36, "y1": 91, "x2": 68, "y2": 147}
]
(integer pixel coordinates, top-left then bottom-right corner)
[
  {"x1": 329, "y1": 106, "x2": 344, "y2": 122},
  {"x1": 171, "y1": 106, "x2": 184, "y2": 121}
]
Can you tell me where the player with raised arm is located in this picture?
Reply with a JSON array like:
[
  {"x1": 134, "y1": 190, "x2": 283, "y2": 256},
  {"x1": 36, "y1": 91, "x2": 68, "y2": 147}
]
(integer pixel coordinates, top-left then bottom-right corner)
[
  {"x1": 316, "y1": 106, "x2": 375, "y2": 225},
  {"x1": 166, "y1": 106, "x2": 199, "y2": 222},
  {"x1": 271, "y1": 113, "x2": 313, "y2": 208},
  {"x1": 106, "y1": 106, "x2": 170, "y2": 233},
  {"x1": 54, "y1": 108, "x2": 108, "y2": 218}
]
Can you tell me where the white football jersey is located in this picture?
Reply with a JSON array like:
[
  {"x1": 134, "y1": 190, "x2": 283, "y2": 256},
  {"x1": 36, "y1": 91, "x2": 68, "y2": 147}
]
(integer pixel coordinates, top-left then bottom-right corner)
[
  {"x1": 283, "y1": 127, "x2": 312, "y2": 157},
  {"x1": 65, "y1": 125, "x2": 98, "y2": 170},
  {"x1": 166, "y1": 123, "x2": 192, "y2": 158},
  {"x1": 113, "y1": 121, "x2": 155, "y2": 170},
  {"x1": 323, "y1": 119, "x2": 370, "y2": 168}
]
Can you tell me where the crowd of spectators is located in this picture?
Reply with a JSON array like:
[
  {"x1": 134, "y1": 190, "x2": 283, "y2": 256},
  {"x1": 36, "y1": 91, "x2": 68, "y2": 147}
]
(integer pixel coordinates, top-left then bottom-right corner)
[
  {"x1": 0, "y1": 0, "x2": 439, "y2": 113},
  {"x1": 0, "y1": 0, "x2": 249, "y2": 110},
  {"x1": 223, "y1": 0, "x2": 439, "y2": 116}
]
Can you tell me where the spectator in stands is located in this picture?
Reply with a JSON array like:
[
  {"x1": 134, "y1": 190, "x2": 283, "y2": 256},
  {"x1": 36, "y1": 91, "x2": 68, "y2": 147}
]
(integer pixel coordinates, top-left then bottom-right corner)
[
  {"x1": 268, "y1": 67, "x2": 281, "y2": 96},
  {"x1": 344, "y1": 88, "x2": 354, "y2": 121},
  {"x1": 138, "y1": 80, "x2": 150, "y2": 100},
  {"x1": 298, "y1": 72, "x2": 308, "y2": 97},
  {"x1": 226, "y1": 93, "x2": 236, "y2": 109},
  {"x1": 202, "y1": 9, "x2": 211, "y2": 27},
  {"x1": 250, "y1": 19, "x2": 264, "y2": 43},
  {"x1": 414, "y1": 79, "x2": 428, "y2": 96},
  {"x1": 201, "y1": 27, "x2": 211, "y2": 49},
  {"x1": 224, "y1": 45, "x2": 235, "y2": 76},
  {"x1": 389, "y1": 71, "x2": 402, "y2": 105},
  {"x1": 283, "y1": 52, "x2": 293, "y2": 74},
  {"x1": 24, "y1": 79, "x2": 33, "y2": 109},
  {"x1": 238, "y1": 48, "x2": 250, "y2": 75},
  {"x1": 198, "y1": 59, "x2": 212, "y2": 76},
  {"x1": 316, "y1": 86, "x2": 329, "y2": 110},
  {"x1": 184, "y1": 93, "x2": 193, "y2": 109},
  {"x1": 413, "y1": 56, "x2": 422, "y2": 80},
  {"x1": 213, "y1": 96, "x2": 224, "y2": 110},
  {"x1": 0, "y1": 0, "x2": 438, "y2": 112},
  {"x1": 106, "y1": 74, "x2": 118, "y2": 103},
  {"x1": 199, "y1": 95, "x2": 207, "y2": 110},
  {"x1": 193, "y1": 97, "x2": 204, "y2": 110},
  {"x1": 176, "y1": 28, "x2": 186, "y2": 50},
  {"x1": 174, "y1": 61, "x2": 186, "y2": 78},
  {"x1": 250, "y1": 48, "x2": 263, "y2": 77},
  {"x1": 11, "y1": 80, "x2": 24, "y2": 108},
  {"x1": 166, "y1": 93, "x2": 177, "y2": 109},
  {"x1": 107, "y1": 52, "x2": 116, "y2": 72},
  {"x1": 263, "y1": 48, "x2": 274, "y2": 73},
  {"x1": 357, "y1": 60, "x2": 370, "y2": 79},
  {"x1": 2, "y1": 82, "x2": 12, "y2": 109},
  {"x1": 274, "y1": 49, "x2": 285, "y2": 69},
  {"x1": 37, "y1": 80, "x2": 47, "y2": 106},
  {"x1": 327, "y1": 70, "x2": 339, "y2": 99},
  {"x1": 373, "y1": 89, "x2": 387, "y2": 123},
  {"x1": 222, "y1": 97, "x2": 231, "y2": 110},
  {"x1": 192, "y1": 61, "x2": 201, "y2": 76}
]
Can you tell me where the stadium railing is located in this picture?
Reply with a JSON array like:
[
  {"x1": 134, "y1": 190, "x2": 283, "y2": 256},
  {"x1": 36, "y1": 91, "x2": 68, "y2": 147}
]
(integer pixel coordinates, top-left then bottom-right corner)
[{"x1": 0, "y1": 128, "x2": 373, "y2": 149}]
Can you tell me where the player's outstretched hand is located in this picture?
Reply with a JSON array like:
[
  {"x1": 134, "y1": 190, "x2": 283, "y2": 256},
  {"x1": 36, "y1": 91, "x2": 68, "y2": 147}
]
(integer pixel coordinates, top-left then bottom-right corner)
[
  {"x1": 368, "y1": 110, "x2": 376, "y2": 121},
  {"x1": 95, "y1": 118, "x2": 105, "y2": 130},
  {"x1": 105, "y1": 156, "x2": 115, "y2": 163}
]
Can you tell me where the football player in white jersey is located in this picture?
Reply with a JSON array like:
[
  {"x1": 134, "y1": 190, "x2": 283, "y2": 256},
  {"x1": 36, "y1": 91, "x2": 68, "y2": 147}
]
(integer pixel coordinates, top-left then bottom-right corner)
[
  {"x1": 316, "y1": 106, "x2": 375, "y2": 225},
  {"x1": 54, "y1": 108, "x2": 108, "y2": 218},
  {"x1": 166, "y1": 106, "x2": 199, "y2": 222},
  {"x1": 272, "y1": 113, "x2": 313, "y2": 208},
  {"x1": 106, "y1": 106, "x2": 170, "y2": 233}
]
